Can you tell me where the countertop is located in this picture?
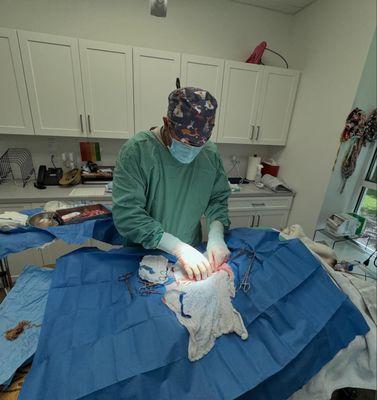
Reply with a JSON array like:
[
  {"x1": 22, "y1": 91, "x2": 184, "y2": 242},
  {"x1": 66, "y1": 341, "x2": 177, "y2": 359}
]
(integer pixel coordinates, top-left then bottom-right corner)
[{"x1": 0, "y1": 181, "x2": 294, "y2": 204}]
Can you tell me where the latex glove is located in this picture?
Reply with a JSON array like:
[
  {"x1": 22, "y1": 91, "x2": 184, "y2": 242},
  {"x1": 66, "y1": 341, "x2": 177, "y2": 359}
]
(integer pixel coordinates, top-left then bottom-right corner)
[
  {"x1": 174, "y1": 242, "x2": 212, "y2": 280},
  {"x1": 206, "y1": 221, "x2": 230, "y2": 271},
  {"x1": 157, "y1": 232, "x2": 211, "y2": 280}
]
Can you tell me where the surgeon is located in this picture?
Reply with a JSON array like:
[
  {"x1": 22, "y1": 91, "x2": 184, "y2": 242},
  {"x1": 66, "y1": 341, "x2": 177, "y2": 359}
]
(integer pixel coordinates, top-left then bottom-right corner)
[{"x1": 112, "y1": 87, "x2": 230, "y2": 281}]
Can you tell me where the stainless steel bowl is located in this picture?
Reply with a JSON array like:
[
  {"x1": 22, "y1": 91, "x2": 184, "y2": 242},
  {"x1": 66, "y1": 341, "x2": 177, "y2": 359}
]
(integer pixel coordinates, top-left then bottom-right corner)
[{"x1": 28, "y1": 212, "x2": 60, "y2": 228}]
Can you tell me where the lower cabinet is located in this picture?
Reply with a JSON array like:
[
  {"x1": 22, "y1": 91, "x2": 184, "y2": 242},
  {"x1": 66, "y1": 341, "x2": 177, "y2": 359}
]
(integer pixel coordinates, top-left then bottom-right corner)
[
  {"x1": 229, "y1": 210, "x2": 289, "y2": 230},
  {"x1": 228, "y1": 196, "x2": 292, "y2": 230},
  {"x1": 251, "y1": 210, "x2": 289, "y2": 230},
  {"x1": 228, "y1": 210, "x2": 289, "y2": 230},
  {"x1": 229, "y1": 210, "x2": 252, "y2": 228}
]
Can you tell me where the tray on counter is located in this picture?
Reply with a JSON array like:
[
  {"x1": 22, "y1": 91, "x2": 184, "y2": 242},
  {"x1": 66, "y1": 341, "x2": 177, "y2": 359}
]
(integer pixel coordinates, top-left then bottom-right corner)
[{"x1": 55, "y1": 204, "x2": 111, "y2": 225}]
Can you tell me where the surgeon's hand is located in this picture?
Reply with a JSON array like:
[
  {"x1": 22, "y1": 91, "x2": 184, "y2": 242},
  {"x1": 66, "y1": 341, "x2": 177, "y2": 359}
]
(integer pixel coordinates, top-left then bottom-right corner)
[
  {"x1": 174, "y1": 242, "x2": 212, "y2": 281},
  {"x1": 206, "y1": 220, "x2": 230, "y2": 271},
  {"x1": 174, "y1": 242, "x2": 212, "y2": 280},
  {"x1": 157, "y1": 232, "x2": 211, "y2": 280},
  {"x1": 207, "y1": 237, "x2": 230, "y2": 271}
]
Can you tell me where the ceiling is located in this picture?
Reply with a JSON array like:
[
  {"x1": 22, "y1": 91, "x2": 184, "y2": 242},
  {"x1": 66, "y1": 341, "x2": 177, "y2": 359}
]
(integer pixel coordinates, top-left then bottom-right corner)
[{"x1": 230, "y1": 0, "x2": 318, "y2": 15}]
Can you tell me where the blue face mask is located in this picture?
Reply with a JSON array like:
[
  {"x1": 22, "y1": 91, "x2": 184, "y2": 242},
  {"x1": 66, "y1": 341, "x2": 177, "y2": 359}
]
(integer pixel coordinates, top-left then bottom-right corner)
[{"x1": 168, "y1": 138, "x2": 202, "y2": 164}]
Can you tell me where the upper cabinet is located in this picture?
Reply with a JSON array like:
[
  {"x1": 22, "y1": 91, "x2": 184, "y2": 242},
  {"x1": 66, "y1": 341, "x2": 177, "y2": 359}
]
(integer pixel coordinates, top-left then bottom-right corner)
[
  {"x1": 218, "y1": 61, "x2": 299, "y2": 145},
  {"x1": 133, "y1": 47, "x2": 180, "y2": 132},
  {"x1": 18, "y1": 31, "x2": 86, "y2": 137},
  {"x1": 0, "y1": 27, "x2": 300, "y2": 145},
  {"x1": 253, "y1": 67, "x2": 300, "y2": 145},
  {"x1": 79, "y1": 39, "x2": 134, "y2": 139},
  {"x1": 180, "y1": 54, "x2": 224, "y2": 140},
  {"x1": 0, "y1": 28, "x2": 33, "y2": 135},
  {"x1": 218, "y1": 61, "x2": 263, "y2": 144}
]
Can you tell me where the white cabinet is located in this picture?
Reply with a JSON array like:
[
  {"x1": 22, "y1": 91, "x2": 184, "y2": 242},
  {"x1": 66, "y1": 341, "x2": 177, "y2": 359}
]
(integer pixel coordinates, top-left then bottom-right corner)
[
  {"x1": 251, "y1": 210, "x2": 289, "y2": 230},
  {"x1": 18, "y1": 30, "x2": 86, "y2": 137},
  {"x1": 180, "y1": 54, "x2": 224, "y2": 140},
  {"x1": 228, "y1": 195, "x2": 292, "y2": 230},
  {"x1": 254, "y1": 67, "x2": 299, "y2": 145},
  {"x1": 229, "y1": 210, "x2": 252, "y2": 228},
  {"x1": 218, "y1": 61, "x2": 299, "y2": 145},
  {"x1": 218, "y1": 61, "x2": 263, "y2": 144},
  {"x1": 79, "y1": 39, "x2": 134, "y2": 139},
  {"x1": 0, "y1": 28, "x2": 33, "y2": 135},
  {"x1": 133, "y1": 47, "x2": 180, "y2": 132},
  {"x1": 1, "y1": 26, "x2": 300, "y2": 145}
]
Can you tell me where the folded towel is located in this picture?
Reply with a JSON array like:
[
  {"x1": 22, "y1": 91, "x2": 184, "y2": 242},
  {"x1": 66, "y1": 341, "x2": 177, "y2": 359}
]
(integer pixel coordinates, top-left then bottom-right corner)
[{"x1": 0, "y1": 212, "x2": 28, "y2": 231}]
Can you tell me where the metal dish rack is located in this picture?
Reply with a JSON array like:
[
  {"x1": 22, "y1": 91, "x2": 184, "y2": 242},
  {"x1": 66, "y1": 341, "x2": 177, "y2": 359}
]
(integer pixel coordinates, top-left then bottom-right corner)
[{"x1": 0, "y1": 148, "x2": 35, "y2": 187}]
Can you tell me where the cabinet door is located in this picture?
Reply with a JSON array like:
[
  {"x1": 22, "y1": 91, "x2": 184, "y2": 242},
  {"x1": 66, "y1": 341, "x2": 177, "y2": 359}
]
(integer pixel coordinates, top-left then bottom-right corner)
[
  {"x1": 253, "y1": 210, "x2": 289, "y2": 230},
  {"x1": 79, "y1": 40, "x2": 134, "y2": 139},
  {"x1": 229, "y1": 210, "x2": 252, "y2": 228},
  {"x1": 133, "y1": 47, "x2": 180, "y2": 132},
  {"x1": 218, "y1": 61, "x2": 263, "y2": 144},
  {"x1": 255, "y1": 67, "x2": 299, "y2": 145},
  {"x1": 0, "y1": 28, "x2": 33, "y2": 135},
  {"x1": 18, "y1": 30, "x2": 85, "y2": 137},
  {"x1": 180, "y1": 54, "x2": 224, "y2": 141}
]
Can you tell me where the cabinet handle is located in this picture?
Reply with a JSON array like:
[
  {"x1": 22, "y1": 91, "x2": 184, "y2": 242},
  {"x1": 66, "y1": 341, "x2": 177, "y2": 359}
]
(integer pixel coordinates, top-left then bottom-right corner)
[
  {"x1": 251, "y1": 202, "x2": 265, "y2": 207},
  {"x1": 256, "y1": 215, "x2": 261, "y2": 226},
  {"x1": 79, "y1": 114, "x2": 84, "y2": 133},
  {"x1": 87, "y1": 115, "x2": 92, "y2": 133},
  {"x1": 250, "y1": 215, "x2": 255, "y2": 227},
  {"x1": 256, "y1": 125, "x2": 260, "y2": 141},
  {"x1": 250, "y1": 125, "x2": 255, "y2": 140}
]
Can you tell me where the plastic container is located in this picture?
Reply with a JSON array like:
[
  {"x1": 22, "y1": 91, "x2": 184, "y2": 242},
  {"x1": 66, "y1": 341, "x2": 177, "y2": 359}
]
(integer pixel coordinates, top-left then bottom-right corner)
[{"x1": 261, "y1": 161, "x2": 280, "y2": 177}]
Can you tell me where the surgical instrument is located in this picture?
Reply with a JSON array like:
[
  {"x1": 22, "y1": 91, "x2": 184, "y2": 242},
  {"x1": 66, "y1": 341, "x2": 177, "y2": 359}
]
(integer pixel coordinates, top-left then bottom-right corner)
[{"x1": 118, "y1": 272, "x2": 134, "y2": 299}]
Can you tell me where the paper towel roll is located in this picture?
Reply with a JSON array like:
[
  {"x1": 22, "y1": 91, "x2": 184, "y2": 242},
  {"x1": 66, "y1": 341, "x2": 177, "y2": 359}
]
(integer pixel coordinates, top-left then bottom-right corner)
[{"x1": 246, "y1": 156, "x2": 261, "y2": 181}]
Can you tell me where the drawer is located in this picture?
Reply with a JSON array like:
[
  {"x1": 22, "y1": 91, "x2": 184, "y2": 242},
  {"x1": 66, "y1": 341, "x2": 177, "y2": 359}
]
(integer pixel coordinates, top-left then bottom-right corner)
[{"x1": 229, "y1": 196, "x2": 293, "y2": 211}]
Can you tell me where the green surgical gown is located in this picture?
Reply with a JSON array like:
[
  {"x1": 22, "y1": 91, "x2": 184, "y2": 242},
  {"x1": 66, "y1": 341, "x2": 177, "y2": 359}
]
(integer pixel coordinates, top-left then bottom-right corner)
[{"x1": 112, "y1": 131, "x2": 230, "y2": 249}]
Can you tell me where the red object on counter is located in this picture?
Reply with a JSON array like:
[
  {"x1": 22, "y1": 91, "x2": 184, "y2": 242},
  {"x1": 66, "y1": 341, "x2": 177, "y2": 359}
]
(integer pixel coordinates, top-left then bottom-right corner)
[{"x1": 261, "y1": 162, "x2": 280, "y2": 177}]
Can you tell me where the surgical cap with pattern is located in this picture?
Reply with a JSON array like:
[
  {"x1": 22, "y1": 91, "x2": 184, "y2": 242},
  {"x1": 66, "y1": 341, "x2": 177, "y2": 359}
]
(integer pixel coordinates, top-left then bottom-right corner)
[{"x1": 167, "y1": 87, "x2": 218, "y2": 146}]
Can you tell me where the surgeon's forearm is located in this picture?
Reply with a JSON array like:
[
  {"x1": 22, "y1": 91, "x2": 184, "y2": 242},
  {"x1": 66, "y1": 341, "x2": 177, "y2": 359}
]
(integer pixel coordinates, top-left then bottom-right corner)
[
  {"x1": 112, "y1": 202, "x2": 164, "y2": 249},
  {"x1": 208, "y1": 220, "x2": 225, "y2": 241},
  {"x1": 157, "y1": 232, "x2": 182, "y2": 253}
]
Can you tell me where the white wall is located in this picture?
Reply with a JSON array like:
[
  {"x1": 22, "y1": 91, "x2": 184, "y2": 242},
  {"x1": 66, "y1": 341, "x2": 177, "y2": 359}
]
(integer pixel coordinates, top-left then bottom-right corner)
[
  {"x1": 318, "y1": 31, "x2": 377, "y2": 227},
  {"x1": 0, "y1": 0, "x2": 291, "y2": 180},
  {"x1": 274, "y1": 0, "x2": 376, "y2": 237},
  {"x1": 0, "y1": 0, "x2": 292, "y2": 65},
  {"x1": 0, "y1": 134, "x2": 276, "y2": 179}
]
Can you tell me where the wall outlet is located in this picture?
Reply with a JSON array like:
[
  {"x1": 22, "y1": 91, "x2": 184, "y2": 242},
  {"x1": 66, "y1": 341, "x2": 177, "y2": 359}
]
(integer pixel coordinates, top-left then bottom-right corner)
[{"x1": 47, "y1": 137, "x2": 58, "y2": 153}]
